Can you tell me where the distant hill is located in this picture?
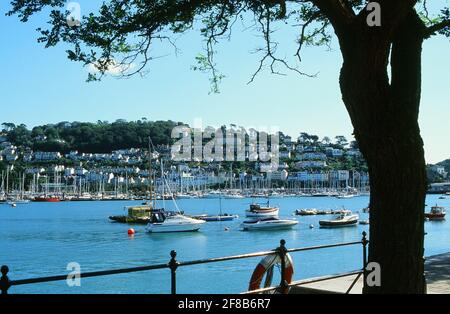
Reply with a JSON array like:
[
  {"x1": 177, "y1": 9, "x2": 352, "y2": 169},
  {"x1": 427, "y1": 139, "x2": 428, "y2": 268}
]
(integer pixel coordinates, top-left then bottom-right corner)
[{"x1": 2, "y1": 120, "x2": 185, "y2": 154}]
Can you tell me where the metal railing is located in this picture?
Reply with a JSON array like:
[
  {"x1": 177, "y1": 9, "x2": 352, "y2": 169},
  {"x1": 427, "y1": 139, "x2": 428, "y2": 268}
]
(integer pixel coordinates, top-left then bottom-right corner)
[{"x1": 1, "y1": 232, "x2": 369, "y2": 295}]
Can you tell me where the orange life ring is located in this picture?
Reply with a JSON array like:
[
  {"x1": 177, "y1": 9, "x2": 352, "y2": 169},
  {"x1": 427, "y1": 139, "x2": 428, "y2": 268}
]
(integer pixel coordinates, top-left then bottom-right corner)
[{"x1": 249, "y1": 254, "x2": 294, "y2": 294}]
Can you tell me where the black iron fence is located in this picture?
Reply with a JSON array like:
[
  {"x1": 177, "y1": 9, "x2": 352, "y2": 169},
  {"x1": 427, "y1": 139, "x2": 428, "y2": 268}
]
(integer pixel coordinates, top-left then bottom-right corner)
[{"x1": 1, "y1": 232, "x2": 369, "y2": 295}]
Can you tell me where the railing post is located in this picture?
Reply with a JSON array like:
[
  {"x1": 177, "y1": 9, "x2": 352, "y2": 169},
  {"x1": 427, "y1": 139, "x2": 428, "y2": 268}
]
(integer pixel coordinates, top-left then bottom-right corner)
[
  {"x1": 423, "y1": 231, "x2": 428, "y2": 294},
  {"x1": 1, "y1": 265, "x2": 11, "y2": 295},
  {"x1": 277, "y1": 239, "x2": 288, "y2": 293},
  {"x1": 362, "y1": 232, "x2": 369, "y2": 293},
  {"x1": 169, "y1": 251, "x2": 179, "y2": 295}
]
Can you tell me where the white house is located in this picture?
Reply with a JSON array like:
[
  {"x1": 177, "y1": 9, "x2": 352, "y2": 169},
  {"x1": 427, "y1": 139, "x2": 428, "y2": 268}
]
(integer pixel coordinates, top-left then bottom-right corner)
[
  {"x1": 267, "y1": 170, "x2": 289, "y2": 181},
  {"x1": 34, "y1": 152, "x2": 62, "y2": 162}
]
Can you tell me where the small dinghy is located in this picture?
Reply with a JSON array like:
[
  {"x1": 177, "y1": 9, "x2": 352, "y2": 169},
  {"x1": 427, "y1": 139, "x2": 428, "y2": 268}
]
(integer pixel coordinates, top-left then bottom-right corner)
[{"x1": 241, "y1": 217, "x2": 298, "y2": 231}]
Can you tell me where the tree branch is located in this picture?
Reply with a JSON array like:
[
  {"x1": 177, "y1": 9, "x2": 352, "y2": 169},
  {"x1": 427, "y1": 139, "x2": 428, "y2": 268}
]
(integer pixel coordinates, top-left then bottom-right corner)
[
  {"x1": 424, "y1": 19, "x2": 450, "y2": 38},
  {"x1": 310, "y1": 0, "x2": 354, "y2": 29}
]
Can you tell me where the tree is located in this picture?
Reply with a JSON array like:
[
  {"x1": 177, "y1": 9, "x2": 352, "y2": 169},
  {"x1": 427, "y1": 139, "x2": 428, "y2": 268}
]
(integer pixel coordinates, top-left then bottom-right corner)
[
  {"x1": 335, "y1": 135, "x2": 349, "y2": 148},
  {"x1": 7, "y1": 0, "x2": 449, "y2": 293},
  {"x1": 2, "y1": 122, "x2": 16, "y2": 132},
  {"x1": 322, "y1": 136, "x2": 332, "y2": 145}
]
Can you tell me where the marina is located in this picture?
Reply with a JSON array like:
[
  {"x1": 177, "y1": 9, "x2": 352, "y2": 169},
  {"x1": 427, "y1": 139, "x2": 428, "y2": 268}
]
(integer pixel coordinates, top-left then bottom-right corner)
[{"x1": 1, "y1": 194, "x2": 448, "y2": 294}]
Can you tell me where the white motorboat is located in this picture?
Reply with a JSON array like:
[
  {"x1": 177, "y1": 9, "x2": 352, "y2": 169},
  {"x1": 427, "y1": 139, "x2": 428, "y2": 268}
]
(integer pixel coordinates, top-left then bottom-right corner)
[
  {"x1": 241, "y1": 217, "x2": 298, "y2": 231},
  {"x1": 246, "y1": 204, "x2": 280, "y2": 218},
  {"x1": 319, "y1": 210, "x2": 359, "y2": 228},
  {"x1": 146, "y1": 210, "x2": 206, "y2": 233}
]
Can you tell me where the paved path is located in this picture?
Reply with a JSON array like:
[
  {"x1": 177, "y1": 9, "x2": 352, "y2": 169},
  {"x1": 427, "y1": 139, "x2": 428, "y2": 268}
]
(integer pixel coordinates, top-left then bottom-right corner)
[
  {"x1": 425, "y1": 252, "x2": 450, "y2": 294},
  {"x1": 291, "y1": 252, "x2": 450, "y2": 294}
]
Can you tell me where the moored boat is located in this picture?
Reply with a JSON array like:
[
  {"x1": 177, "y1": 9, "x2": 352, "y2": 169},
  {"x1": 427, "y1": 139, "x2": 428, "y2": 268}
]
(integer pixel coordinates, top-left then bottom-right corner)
[
  {"x1": 146, "y1": 209, "x2": 206, "y2": 233},
  {"x1": 194, "y1": 214, "x2": 239, "y2": 222},
  {"x1": 7, "y1": 199, "x2": 30, "y2": 205},
  {"x1": 319, "y1": 210, "x2": 359, "y2": 228},
  {"x1": 109, "y1": 205, "x2": 152, "y2": 224},
  {"x1": 336, "y1": 193, "x2": 357, "y2": 199},
  {"x1": 295, "y1": 209, "x2": 318, "y2": 216},
  {"x1": 425, "y1": 205, "x2": 446, "y2": 221},
  {"x1": 246, "y1": 204, "x2": 279, "y2": 218},
  {"x1": 241, "y1": 217, "x2": 298, "y2": 231},
  {"x1": 34, "y1": 196, "x2": 61, "y2": 202}
]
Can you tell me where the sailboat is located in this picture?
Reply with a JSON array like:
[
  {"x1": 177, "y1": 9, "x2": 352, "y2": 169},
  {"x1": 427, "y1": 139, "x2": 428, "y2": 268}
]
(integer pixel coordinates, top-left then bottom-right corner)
[
  {"x1": 194, "y1": 194, "x2": 239, "y2": 222},
  {"x1": 110, "y1": 138, "x2": 154, "y2": 224},
  {"x1": 146, "y1": 153, "x2": 205, "y2": 233}
]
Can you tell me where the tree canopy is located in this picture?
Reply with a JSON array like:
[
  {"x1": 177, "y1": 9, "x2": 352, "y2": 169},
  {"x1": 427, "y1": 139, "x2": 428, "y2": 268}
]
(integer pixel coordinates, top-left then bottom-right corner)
[
  {"x1": 3, "y1": 120, "x2": 182, "y2": 153},
  {"x1": 7, "y1": 1, "x2": 448, "y2": 91}
]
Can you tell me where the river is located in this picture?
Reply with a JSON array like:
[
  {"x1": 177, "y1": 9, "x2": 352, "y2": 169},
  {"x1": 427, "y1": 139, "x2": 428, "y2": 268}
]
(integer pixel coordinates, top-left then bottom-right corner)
[{"x1": 1, "y1": 194, "x2": 448, "y2": 294}]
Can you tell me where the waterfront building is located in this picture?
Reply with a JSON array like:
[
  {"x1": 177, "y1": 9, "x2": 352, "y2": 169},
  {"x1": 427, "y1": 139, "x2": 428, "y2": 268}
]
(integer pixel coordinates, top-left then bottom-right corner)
[{"x1": 429, "y1": 182, "x2": 450, "y2": 193}]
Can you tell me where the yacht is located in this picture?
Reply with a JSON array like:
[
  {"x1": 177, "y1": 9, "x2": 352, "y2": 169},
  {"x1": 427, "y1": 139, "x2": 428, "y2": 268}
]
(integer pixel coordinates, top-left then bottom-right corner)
[
  {"x1": 319, "y1": 210, "x2": 359, "y2": 228},
  {"x1": 146, "y1": 210, "x2": 206, "y2": 233},
  {"x1": 246, "y1": 204, "x2": 280, "y2": 218},
  {"x1": 241, "y1": 217, "x2": 298, "y2": 231}
]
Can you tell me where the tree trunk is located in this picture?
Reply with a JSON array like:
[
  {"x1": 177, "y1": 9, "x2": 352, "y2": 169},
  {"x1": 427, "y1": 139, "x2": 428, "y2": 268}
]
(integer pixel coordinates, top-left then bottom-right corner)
[{"x1": 338, "y1": 11, "x2": 428, "y2": 293}]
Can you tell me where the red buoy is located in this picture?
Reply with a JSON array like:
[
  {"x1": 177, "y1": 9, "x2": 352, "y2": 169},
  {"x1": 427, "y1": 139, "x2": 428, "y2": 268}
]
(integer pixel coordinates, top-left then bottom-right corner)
[{"x1": 128, "y1": 228, "x2": 136, "y2": 236}]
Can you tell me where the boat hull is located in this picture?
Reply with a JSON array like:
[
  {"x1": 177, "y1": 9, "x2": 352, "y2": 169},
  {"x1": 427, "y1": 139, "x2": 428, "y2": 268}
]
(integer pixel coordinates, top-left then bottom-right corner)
[
  {"x1": 242, "y1": 220, "x2": 298, "y2": 231},
  {"x1": 109, "y1": 216, "x2": 150, "y2": 224},
  {"x1": 319, "y1": 219, "x2": 359, "y2": 228},
  {"x1": 425, "y1": 214, "x2": 446, "y2": 221},
  {"x1": 34, "y1": 197, "x2": 61, "y2": 202},
  {"x1": 146, "y1": 222, "x2": 205, "y2": 233},
  {"x1": 200, "y1": 216, "x2": 237, "y2": 222}
]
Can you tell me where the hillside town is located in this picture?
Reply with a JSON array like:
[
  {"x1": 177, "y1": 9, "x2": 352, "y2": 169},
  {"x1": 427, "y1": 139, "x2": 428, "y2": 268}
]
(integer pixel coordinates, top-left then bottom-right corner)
[{"x1": 0, "y1": 122, "x2": 448, "y2": 200}]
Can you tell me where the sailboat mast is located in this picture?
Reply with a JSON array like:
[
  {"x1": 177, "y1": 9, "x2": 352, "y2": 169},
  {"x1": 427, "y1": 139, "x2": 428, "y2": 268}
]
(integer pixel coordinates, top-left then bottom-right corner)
[{"x1": 148, "y1": 137, "x2": 154, "y2": 207}]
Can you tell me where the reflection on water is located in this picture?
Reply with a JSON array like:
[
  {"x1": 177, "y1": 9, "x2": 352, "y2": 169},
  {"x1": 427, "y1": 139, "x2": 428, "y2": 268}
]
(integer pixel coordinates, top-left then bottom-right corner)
[{"x1": 0, "y1": 195, "x2": 448, "y2": 294}]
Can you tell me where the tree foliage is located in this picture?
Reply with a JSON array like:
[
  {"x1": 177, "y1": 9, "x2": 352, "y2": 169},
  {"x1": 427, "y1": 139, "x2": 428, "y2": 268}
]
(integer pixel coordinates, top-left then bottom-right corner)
[
  {"x1": 2, "y1": 120, "x2": 183, "y2": 153},
  {"x1": 6, "y1": 1, "x2": 449, "y2": 90}
]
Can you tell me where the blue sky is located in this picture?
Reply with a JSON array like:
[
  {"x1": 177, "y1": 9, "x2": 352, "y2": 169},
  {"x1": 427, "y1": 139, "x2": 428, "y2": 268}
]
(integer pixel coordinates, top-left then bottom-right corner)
[{"x1": 0, "y1": 2, "x2": 449, "y2": 163}]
